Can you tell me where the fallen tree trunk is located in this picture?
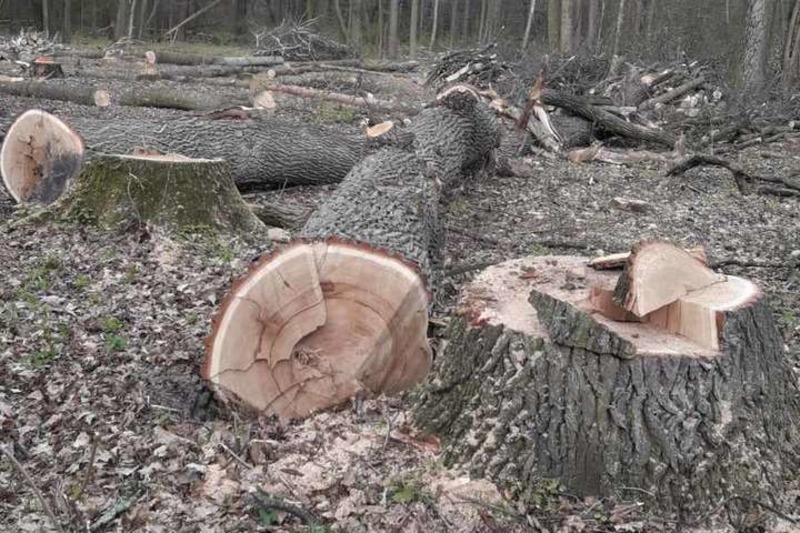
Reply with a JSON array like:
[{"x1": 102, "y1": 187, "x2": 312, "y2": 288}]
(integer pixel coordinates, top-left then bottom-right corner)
[
  {"x1": 116, "y1": 87, "x2": 242, "y2": 111},
  {"x1": 152, "y1": 51, "x2": 283, "y2": 67},
  {"x1": 412, "y1": 253, "x2": 800, "y2": 513},
  {"x1": 1, "y1": 111, "x2": 366, "y2": 193},
  {"x1": 542, "y1": 89, "x2": 678, "y2": 148},
  {"x1": 0, "y1": 80, "x2": 110, "y2": 107},
  {"x1": 202, "y1": 88, "x2": 499, "y2": 420},
  {"x1": 250, "y1": 80, "x2": 419, "y2": 114}
]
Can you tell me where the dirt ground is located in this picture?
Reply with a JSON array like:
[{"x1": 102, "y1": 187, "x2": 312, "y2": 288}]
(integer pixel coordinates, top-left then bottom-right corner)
[{"x1": 1, "y1": 48, "x2": 799, "y2": 533}]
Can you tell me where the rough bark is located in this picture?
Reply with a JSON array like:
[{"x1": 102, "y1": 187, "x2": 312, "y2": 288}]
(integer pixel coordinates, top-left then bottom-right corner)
[
  {"x1": 4, "y1": 113, "x2": 366, "y2": 192},
  {"x1": 0, "y1": 81, "x2": 110, "y2": 107},
  {"x1": 410, "y1": 0, "x2": 420, "y2": 58},
  {"x1": 203, "y1": 89, "x2": 500, "y2": 420},
  {"x1": 152, "y1": 51, "x2": 283, "y2": 67},
  {"x1": 412, "y1": 256, "x2": 800, "y2": 513},
  {"x1": 542, "y1": 89, "x2": 677, "y2": 148},
  {"x1": 117, "y1": 87, "x2": 236, "y2": 111},
  {"x1": 742, "y1": 0, "x2": 772, "y2": 94},
  {"x1": 560, "y1": 0, "x2": 573, "y2": 52},
  {"x1": 57, "y1": 153, "x2": 264, "y2": 236},
  {"x1": 388, "y1": 0, "x2": 400, "y2": 59},
  {"x1": 548, "y1": 0, "x2": 560, "y2": 50}
]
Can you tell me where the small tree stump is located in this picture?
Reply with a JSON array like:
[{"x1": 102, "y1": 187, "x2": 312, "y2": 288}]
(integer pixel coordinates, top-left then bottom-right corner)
[
  {"x1": 30, "y1": 57, "x2": 64, "y2": 79},
  {"x1": 58, "y1": 153, "x2": 265, "y2": 236},
  {"x1": 413, "y1": 255, "x2": 800, "y2": 512}
]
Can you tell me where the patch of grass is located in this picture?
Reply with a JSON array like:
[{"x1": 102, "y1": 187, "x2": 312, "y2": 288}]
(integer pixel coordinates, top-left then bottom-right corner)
[
  {"x1": 23, "y1": 347, "x2": 57, "y2": 368},
  {"x1": 387, "y1": 473, "x2": 432, "y2": 505},
  {"x1": 100, "y1": 315, "x2": 124, "y2": 333},
  {"x1": 105, "y1": 334, "x2": 127, "y2": 353},
  {"x1": 74, "y1": 274, "x2": 92, "y2": 289},
  {"x1": 315, "y1": 101, "x2": 358, "y2": 124},
  {"x1": 124, "y1": 264, "x2": 140, "y2": 282}
]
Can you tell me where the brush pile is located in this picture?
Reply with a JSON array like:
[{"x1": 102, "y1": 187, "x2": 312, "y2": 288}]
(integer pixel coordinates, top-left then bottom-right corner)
[
  {"x1": 253, "y1": 20, "x2": 353, "y2": 61},
  {"x1": 0, "y1": 28, "x2": 68, "y2": 63},
  {"x1": 425, "y1": 43, "x2": 510, "y2": 91}
]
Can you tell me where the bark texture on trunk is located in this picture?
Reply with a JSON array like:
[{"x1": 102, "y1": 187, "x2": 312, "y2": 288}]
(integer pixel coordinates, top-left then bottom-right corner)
[
  {"x1": 116, "y1": 87, "x2": 235, "y2": 110},
  {"x1": 203, "y1": 89, "x2": 500, "y2": 420},
  {"x1": 0, "y1": 81, "x2": 109, "y2": 107},
  {"x1": 153, "y1": 51, "x2": 283, "y2": 67},
  {"x1": 413, "y1": 256, "x2": 800, "y2": 512},
  {"x1": 58, "y1": 154, "x2": 265, "y2": 236},
  {"x1": 63, "y1": 116, "x2": 366, "y2": 191},
  {"x1": 742, "y1": 0, "x2": 772, "y2": 94}
]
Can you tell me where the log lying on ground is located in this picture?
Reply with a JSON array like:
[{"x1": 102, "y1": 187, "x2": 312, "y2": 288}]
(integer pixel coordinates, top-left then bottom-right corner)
[
  {"x1": 203, "y1": 89, "x2": 500, "y2": 420},
  {"x1": 412, "y1": 254, "x2": 800, "y2": 512},
  {"x1": 152, "y1": 51, "x2": 283, "y2": 67},
  {"x1": 1, "y1": 110, "x2": 366, "y2": 194},
  {"x1": 0, "y1": 109, "x2": 84, "y2": 203},
  {"x1": 56, "y1": 153, "x2": 265, "y2": 235},
  {"x1": 116, "y1": 87, "x2": 242, "y2": 111},
  {"x1": 0, "y1": 80, "x2": 111, "y2": 107}
]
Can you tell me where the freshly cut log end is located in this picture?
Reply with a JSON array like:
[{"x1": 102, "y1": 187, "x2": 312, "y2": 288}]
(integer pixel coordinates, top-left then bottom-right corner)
[
  {"x1": 1, "y1": 110, "x2": 84, "y2": 204},
  {"x1": 588, "y1": 246, "x2": 708, "y2": 270},
  {"x1": 58, "y1": 153, "x2": 265, "y2": 236},
  {"x1": 252, "y1": 90, "x2": 276, "y2": 110},
  {"x1": 366, "y1": 121, "x2": 395, "y2": 138},
  {"x1": 613, "y1": 240, "x2": 725, "y2": 317},
  {"x1": 145, "y1": 51, "x2": 157, "y2": 65},
  {"x1": 94, "y1": 90, "x2": 111, "y2": 107},
  {"x1": 203, "y1": 240, "x2": 432, "y2": 420},
  {"x1": 412, "y1": 255, "x2": 800, "y2": 512}
]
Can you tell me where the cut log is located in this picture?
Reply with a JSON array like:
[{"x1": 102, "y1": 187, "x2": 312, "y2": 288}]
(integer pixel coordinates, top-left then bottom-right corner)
[
  {"x1": 1, "y1": 109, "x2": 84, "y2": 204},
  {"x1": 0, "y1": 80, "x2": 111, "y2": 107},
  {"x1": 613, "y1": 240, "x2": 725, "y2": 317},
  {"x1": 203, "y1": 88, "x2": 500, "y2": 420},
  {"x1": 56, "y1": 153, "x2": 264, "y2": 236},
  {"x1": 412, "y1": 255, "x2": 800, "y2": 512},
  {"x1": 117, "y1": 88, "x2": 236, "y2": 111},
  {"x1": 1, "y1": 111, "x2": 366, "y2": 194},
  {"x1": 153, "y1": 51, "x2": 283, "y2": 67}
]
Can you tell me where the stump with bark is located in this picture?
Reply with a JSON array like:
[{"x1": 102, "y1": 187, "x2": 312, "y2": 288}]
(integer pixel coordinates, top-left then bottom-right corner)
[
  {"x1": 412, "y1": 248, "x2": 800, "y2": 512},
  {"x1": 58, "y1": 152, "x2": 264, "y2": 235},
  {"x1": 2, "y1": 111, "x2": 366, "y2": 193},
  {"x1": 202, "y1": 88, "x2": 500, "y2": 420}
]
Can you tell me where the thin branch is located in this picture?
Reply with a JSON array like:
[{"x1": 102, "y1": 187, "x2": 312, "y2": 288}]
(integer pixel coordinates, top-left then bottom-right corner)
[
  {"x1": 1, "y1": 444, "x2": 65, "y2": 533},
  {"x1": 252, "y1": 487, "x2": 320, "y2": 525}
]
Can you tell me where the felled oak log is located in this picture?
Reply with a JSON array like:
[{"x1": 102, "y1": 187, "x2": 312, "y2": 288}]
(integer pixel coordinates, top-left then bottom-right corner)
[
  {"x1": 152, "y1": 51, "x2": 283, "y2": 67},
  {"x1": 203, "y1": 89, "x2": 500, "y2": 420},
  {"x1": 1, "y1": 110, "x2": 366, "y2": 195},
  {"x1": 412, "y1": 255, "x2": 800, "y2": 512},
  {"x1": 0, "y1": 80, "x2": 111, "y2": 107},
  {"x1": 116, "y1": 87, "x2": 239, "y2": 111}
]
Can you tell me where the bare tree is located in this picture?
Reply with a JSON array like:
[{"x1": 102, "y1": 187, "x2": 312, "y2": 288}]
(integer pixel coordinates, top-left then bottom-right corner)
[
  {"x1": 742, "y1": 0, "x2": 772, "y2": 94},
  {"x1": 430, "y1": 0, "x2": 440, "y2": 48},
  {"x1": 62, "y1": 0, "x2": 72, "y2": 43},
  {"x1": 521, "y1": 0, "x2": 537, "y2": 51},
  {"x1": 128, "y1": 0, "x2": 138, "y2": 38},
  {"x1": 586, "y1": 0, "x2": 602, "y2": 52},
  {"x1": 42, "y1": 0, "x2": 50, "y2": 37},
  {"x1": 783, "y1": 0, "x2": 800, "y2": 84},
  {"x1": 612, "y1": 0, "x2": 626, "y2": 58},
  {"x1": 350, "y1": 0, "x2": 363, "y2": 52},
  {"x1": 449, "y1": 0, "x2": 460, "y2": 47},
  {"x1": 410, "y1": 0, "x2": 420, "y2": 58},
  {"x1": 560, "y1": 0, "x2": 572, "y2": 51},
  {"x1": 388, "y1": 0, "x2": 400, "y2": 58},
  {"x1": 548, "y1": 0, "x2": 560, "y2": 50}
]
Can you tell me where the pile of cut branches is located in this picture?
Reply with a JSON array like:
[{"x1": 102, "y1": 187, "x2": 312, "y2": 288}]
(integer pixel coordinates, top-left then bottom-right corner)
[
  {"x1": 425, "y1": 43, "x2": 510, "y2": 91},
  {"x1": 0, "y1": 28, "x2": 68, "y2": 62},
  {"x1": 253, "y1": 20, "x2": 353, "y2": 61}
]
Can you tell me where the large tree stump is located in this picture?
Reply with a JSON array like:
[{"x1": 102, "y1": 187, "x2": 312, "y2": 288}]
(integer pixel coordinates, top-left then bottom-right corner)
[
  {"x1": 413, "y1": 255, "x2": 800, "y2": 512},
  {"x1": 56, "y1": 152, "x2": 264, "y2": 235},
  {"x1": 203, "y1": 89, "x2": 500, "y2": 420},
  {"x1": 1, "y1": 111, "x2": 366, "y2": 193}
]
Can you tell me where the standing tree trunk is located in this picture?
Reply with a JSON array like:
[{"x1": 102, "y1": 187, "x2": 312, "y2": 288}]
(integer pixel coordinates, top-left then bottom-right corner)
[
  {"x1": 115, "y1": 0, "x2": 129, "y2": 40},
  {"x1": 742, "y1": 0, "x2": 772, "y2": 94},
  {"x1": 128, "y1": 0, "x2": 138, "y2": 38},
  {"x1": 521, "y1": 0, "x2": 537, "y2": 51},
  {"x1": 462, "y1": 0, "x2": 472, "y2": 43},
  {"x1": 9, "y1": 0, "x2": 18, "y2": 35},
  {"x1": 548, "y1": 0, "x2": 560, "y2": 50},
  {"x1": 783, "y1": 0, "x2": 800, "y2": 84},
  {"x1": 233, "y1": 0, "x2": 247, "y2": 35},
  {"x1": 350, "y1": 0, "x2": 363, "y2": 52},
  {"x1": 429, "y1": 0, "x2": 440, "y2": 48},
  {"x1": 388, "y1": 0, "x2": 400, "y2": 58},
  {"x1": 42, "y1": 0, "x2": 50, "y2": 37},
  {"x1": 410, "y1": 0, "x2": 420, "y2": 58},
  {"x1": 560, "y1": 0, "x2": 573, "y2": 51},
  {"x1": 62, "y1": 0, "x2": 72, "y2": 43},
  {"x1": 586, "y1": 0, "x2": 601, "y2": 52},
  {"x1": 449, "y1": 0, "x2": 460, "y2": 47},
  {"x1": 612, "y1": 0, "x2": 626, "y2": 58}
]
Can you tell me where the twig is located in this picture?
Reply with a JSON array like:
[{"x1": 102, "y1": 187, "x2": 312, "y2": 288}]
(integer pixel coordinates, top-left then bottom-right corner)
[
  {"x1": 1, "y1": 443, "x2": 65, "y2": 533},
  {"x1": 218, "y1": 441, "x2": 253, "y2": 469},
  {"x1": 252, "y1": 487, "x2": 320, "y2": 525},
  {"x1": 728, "y1": 496, "x2": 798, "y2": 524},
  {"x1": 74, "y1": 434, "x2": 98, "y2": 500}
]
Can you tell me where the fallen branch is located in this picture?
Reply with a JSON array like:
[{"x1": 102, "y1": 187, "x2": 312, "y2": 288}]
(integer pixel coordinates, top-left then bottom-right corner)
[
  {"x1": 251, "y1": 487, "x2": 320, "y2": 525},
  {"x1": 1, "y1": 444, "x2": 65, "y2": 533},
  {"x1": 666, "y1": 154, "x2": 800, "y2": 195},
  {"x1": 638, "y1": 76, "x2": 707, "y2": 110}
]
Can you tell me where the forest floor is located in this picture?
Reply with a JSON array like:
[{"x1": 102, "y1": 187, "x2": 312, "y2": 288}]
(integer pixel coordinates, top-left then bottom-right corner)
[{"x1": 1, "y1": 45, "x2": 799, "y2": 533}]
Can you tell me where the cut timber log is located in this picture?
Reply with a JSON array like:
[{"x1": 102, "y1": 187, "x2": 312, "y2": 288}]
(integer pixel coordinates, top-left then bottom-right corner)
[
  {"x1": 56, "y1": 153, "x2": 265, "y2": 236},
  {"x1": 588, "y1": 246, "x2": 707, "y2": 270},
  {"x1": 203, "y1": 88, "x2": 500, "y2": 420},
  {"x1": 153, "y1": 51, "x2": 283, "y2": 67},
  {"x1": 612, "y1": 240, "x2": 725, "y2": 317},
  {"x1": 0, "y1": 80, "x2": 110, "y2": 107},
  {"x1": 248, "y1": 80, "x2": 417, "y2": 114},
  {"x1": 0, "y1": 110, "x2": 84, "y2": 203},
  {"x1": 412, "y1": 255, "x2": 800, "y2": 512},
  {"x1": 1, "y1": 111, "x2": 366, "y2": 194},
  {"x1": 30, "y1": 58, "x2": 64, "y2": 79},
  {"x1": 117, "y1": 88, "x2": 237, "y2": 111}
]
